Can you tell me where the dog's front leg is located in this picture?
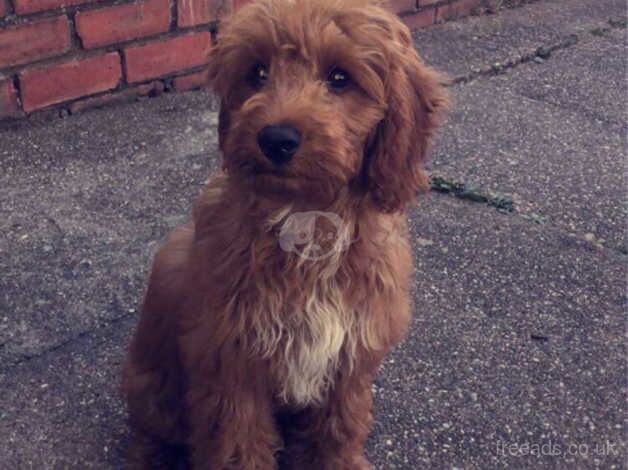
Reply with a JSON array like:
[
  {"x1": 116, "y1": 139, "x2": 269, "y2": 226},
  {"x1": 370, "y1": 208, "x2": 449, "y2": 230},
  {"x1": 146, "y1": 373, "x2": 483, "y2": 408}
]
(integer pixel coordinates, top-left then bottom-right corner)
[
  {"x1": 185, "y1": 359, "x2": 281, "y2": 470},
  {"x1": 280, "y1": 371, "x2": 375, "y2": 470}
]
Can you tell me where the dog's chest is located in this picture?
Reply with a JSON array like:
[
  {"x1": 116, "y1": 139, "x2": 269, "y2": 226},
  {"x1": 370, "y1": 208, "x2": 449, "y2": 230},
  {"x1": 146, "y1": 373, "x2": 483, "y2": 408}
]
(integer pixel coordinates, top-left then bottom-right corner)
[{"x1": 253, "y1": 286, "x2": 355, "y2": 406}]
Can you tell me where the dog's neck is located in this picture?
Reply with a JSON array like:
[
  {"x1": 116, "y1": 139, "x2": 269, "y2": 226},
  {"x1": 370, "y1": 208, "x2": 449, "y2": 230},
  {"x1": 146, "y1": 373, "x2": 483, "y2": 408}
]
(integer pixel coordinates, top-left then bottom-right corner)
[{"x1": 194, "y1": 174, "x2": 400, "y2": 276}]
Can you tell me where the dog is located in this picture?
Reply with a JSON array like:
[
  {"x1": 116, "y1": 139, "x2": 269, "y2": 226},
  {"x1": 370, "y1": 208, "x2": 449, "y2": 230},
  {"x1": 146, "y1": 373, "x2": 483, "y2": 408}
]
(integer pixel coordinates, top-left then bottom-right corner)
[{"x1": 121, "y1": 0, "x2": 448, "y2": 468}]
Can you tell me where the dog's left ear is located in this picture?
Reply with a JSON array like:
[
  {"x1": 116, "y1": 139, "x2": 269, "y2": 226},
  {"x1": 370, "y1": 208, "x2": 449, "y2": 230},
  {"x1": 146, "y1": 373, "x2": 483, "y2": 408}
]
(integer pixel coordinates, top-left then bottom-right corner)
[
  {"x1": 365, "y1": 19, "x2": 450, "y2": 213},
  {"x1": 206, "y1": 37, "x2": 233, "y2": 160}
]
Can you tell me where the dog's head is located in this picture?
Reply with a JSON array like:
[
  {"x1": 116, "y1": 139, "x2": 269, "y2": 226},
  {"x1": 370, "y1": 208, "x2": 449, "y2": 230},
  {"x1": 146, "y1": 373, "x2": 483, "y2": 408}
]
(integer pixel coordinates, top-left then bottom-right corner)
[{"x1": 208, "y1": 0, "x2": 449, "y2": 212}]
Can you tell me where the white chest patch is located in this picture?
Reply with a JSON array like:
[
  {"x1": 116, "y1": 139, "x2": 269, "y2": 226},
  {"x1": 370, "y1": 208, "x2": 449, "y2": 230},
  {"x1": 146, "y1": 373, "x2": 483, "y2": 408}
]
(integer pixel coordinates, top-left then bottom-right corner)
[
  {"x1": 279, "y1": 293, "x2": 349, "y2": 405},
  {"x1": 252, "y1": 285, "x2": 355, "y2": 406}
]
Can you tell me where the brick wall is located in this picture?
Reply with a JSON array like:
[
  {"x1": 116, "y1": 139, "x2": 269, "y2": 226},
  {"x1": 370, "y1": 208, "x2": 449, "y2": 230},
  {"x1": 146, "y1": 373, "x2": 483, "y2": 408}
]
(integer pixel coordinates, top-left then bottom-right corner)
[{"x1": 0, "y1": 0, "x2": 492, "y2": 120}]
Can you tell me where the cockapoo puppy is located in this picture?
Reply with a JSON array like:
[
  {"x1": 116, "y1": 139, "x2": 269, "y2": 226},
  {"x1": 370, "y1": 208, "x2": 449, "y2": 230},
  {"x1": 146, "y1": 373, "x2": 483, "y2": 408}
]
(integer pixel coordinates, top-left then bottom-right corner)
[{"x1": 122, "y1": 0, "x2": 448, "y2": 468}]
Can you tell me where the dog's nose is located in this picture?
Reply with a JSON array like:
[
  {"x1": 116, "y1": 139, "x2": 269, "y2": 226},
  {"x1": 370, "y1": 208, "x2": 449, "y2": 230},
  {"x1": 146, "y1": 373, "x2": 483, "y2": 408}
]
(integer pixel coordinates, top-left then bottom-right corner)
[{"x1": 257, "y1": 125, "x2": 301, "y2": 165}]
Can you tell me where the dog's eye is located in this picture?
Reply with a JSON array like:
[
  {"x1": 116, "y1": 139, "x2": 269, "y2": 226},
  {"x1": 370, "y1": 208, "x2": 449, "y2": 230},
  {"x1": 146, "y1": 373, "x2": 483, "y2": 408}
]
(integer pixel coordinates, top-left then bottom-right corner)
[
  {"x1": 248, "y1": 63, "x2": 269, "y2": 88},
  {"x1": 327, "y1": 68, "x2": 351, "y2": 91}
]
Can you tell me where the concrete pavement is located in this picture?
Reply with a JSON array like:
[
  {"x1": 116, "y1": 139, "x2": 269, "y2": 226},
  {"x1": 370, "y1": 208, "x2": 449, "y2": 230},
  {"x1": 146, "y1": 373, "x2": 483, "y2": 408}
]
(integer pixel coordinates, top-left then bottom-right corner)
[{"x1": 1, "y1": 0, "x2": 626, "y2": 468}]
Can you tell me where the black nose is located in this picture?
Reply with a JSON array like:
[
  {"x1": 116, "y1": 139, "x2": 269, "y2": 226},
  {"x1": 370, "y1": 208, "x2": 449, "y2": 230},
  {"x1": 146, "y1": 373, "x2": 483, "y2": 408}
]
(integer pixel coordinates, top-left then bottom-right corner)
[{"x1": 257, "y1": 125, "x2": 301, "y2": 165}]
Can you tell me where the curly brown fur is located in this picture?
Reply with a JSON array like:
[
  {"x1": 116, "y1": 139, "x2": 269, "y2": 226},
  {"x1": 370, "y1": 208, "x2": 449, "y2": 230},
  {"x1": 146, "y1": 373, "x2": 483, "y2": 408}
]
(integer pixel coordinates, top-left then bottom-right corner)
[{"x1": 121, "y1": 0, "x2": 448, "y2": 468}]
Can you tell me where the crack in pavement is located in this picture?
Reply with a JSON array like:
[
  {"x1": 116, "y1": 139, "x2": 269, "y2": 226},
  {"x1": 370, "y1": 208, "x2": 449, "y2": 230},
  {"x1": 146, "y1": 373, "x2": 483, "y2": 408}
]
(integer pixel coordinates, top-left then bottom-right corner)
[
  {"x1": 429, "y1": 175, "x2": 515, "y2": 213},
  {"x1": 515, "y1": 91, "x2": 625, "y2": 129},
  {"x1": 0, "y1": 310, "x2": 135, "y2": 373},
  {"x1": 428, "y1": 179, "x2": 628, "y2": 258},
  {"x1": 449, "y1": 16, "x2": 626, "y2": 87},
  {"x1": 450, "y1": 34, "x2": 579, "y2": 86}
]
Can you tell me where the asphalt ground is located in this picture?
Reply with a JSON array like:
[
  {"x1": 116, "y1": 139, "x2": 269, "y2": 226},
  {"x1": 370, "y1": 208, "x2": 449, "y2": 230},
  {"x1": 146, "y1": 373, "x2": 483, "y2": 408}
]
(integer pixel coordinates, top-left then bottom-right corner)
[{"x1": 0, "y1": 0, "x2": 626, "y2": 468}]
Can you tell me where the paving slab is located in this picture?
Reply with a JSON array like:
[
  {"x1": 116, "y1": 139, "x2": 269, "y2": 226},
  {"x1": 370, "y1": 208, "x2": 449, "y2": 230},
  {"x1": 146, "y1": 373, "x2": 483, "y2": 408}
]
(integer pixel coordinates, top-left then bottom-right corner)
[
  {"x1": 430, "y1": 69, "x2": 626, "y2": 252},
  {"x1": 492, "y1": 27, "x2": 627, "y2": 131},
  {"x1": 413, "y1": 0, "x2": 626, "y2": 80},
  {"x1": 0, "y1": 93, "x2": 219, "y2": 368},
  {"x1": 415, "y1": 0, "x2": 627, "y2": 252}
]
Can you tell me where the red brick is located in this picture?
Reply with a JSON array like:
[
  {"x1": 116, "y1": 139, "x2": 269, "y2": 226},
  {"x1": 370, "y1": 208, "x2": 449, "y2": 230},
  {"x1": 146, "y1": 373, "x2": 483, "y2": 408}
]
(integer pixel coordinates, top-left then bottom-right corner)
[
  {"x1": 173, "y1": 69, "x2": 208, "y2": 91},
  {"x1": 0, "y1": 78, "x2": 19, "y2": 118},
  {"x1": 389, "y1": 0, "x2": 416, "y2": 14},
  {"x1": 402, "y1": 7, "x2": 435, "y2": 30},
  {"x1": 124, "y1": 32, "x2": 211, "y2": 83},
  {"x1": 436, "y1": 0, "x2": 483, "y2": 21},
  {"x1": 0, "y1": 0, "x2": 7, "y2": 17},
  {"x1": 76, "y1": 0, "x2": 171, "y2": 49},
  {"x1": 14, "y1": 0, "x2": 96, "y2": 14},
  {"x1": 178, "y1": 0, "x2": 231, "y2": 27},
  {"x1": 0, "y1": 17, "x2": 71, "y2": 69},
  {"x1": 20, "y1": 53, "x2": 122, "y2": 112}
]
